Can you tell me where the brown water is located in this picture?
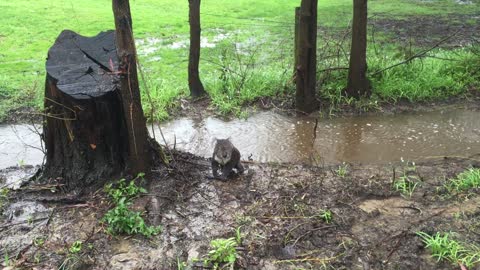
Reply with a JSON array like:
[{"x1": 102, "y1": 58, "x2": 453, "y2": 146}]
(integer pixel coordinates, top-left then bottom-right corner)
[
  {"x1": 152, "y1": 109, "x2": 480, "y2": 164},
  {"x1": 0, "y1": 108, "x2": 479, "y2": 169}
]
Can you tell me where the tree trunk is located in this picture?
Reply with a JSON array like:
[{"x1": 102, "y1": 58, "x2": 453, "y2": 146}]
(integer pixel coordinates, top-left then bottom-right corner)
[
  {"x1": 295, "y1": 0, "x2": 319, "y2": 114},
  {"x1": 112, "y1": 0, "x2": 152, "y2": 174},
  {"x1": 188, "y1": 0, "x2": 207, "y2": 97},
  {"x1": 43, "y1": 30, "x2": 128, "y2": 191},
  {"x1": 345, "y1": 0, "x2": 371, "y2": 98}
]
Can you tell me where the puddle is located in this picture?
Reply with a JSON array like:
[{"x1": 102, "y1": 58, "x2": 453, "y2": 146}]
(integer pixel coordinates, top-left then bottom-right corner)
[
  {"x1": 0, "y1": 165, "x2": 38, "y2": 189},
  {"x1": 455, "y1": 0, "x2": 473, "y2": 4},
  {"x1": 3, "y1": 201, "x2": 49, "y2": 223},
  {"x1": 136, "y1": 31, "x2": 233, "y2": 55},
  {"x1": 1, "y1": 109, "x2": 479, "y2": 168},
  {"x1": 0, "y1": 124, "x2": 43, "y2": 169},
  {"x1": 153, "y1": 108, "x2": 480, "y2": 164}
]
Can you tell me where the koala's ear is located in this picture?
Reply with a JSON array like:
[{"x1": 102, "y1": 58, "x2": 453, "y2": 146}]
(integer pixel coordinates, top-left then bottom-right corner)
[{"x1": 227, "y1": 136, "x2": 231, "y2": 141}]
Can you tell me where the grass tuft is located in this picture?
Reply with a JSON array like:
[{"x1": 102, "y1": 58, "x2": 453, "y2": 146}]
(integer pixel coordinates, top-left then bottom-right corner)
[
  {"x1": 417, "y1": 231, "x2": 480, "y2": 268},
  {"x1": 445, "y1": 168, "x2": 480, "y2": 193}
]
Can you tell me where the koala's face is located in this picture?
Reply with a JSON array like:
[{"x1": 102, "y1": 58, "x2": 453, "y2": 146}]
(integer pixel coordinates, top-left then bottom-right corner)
[{"x1": 214, "y1": 139, "x2": 233, "y2": 165}]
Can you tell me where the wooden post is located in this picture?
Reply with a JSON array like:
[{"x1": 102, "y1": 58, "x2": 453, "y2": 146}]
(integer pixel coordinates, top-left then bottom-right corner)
[
  {"x1": 188, "y1": 0, "x2": 207, "y2": 97},
  {"x1": 345, "y1": 0, "x2": 371, "y2": 98},
  {"x1": 294, "y1": 7, "x2": 300, "y2": 75},
  {"x1": 295, "y1": 0, "x2": 319, "y2": 114},
  {"x1": 112, "y1": 0, "x2": 151, "y2": 175}
]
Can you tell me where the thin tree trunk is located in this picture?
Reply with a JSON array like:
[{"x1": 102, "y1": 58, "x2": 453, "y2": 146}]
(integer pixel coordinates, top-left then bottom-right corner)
[
  {"x1": 188, "y1": 0, "x2": 207, "y2": 97},
  {"x1": 295, "y1": 0, "x2": 318, "y2": 114},
  {"x1": 112, "y1": 0, "x2": 151, "y2": 174},
  {"x1": 345, "y1": 0, "x2": 371, "y2": 98}
]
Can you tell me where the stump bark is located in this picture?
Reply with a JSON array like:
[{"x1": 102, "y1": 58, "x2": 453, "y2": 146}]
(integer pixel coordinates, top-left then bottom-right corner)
[{"x1": 43, "y1": 30, "x2": 128, "y2": 191}]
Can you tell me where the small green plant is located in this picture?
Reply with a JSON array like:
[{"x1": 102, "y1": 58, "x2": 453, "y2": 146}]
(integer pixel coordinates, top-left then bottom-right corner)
[
  {"x1": 335, "y1": 163, "x2": 348, "y2": 178},
  {"x1": 104, "y1": 173, "x2": 147, "y2": 204},
  {"x1": 394, "y1": 175, "x2": 419, "y2": 198},
  {"x1": 204, "y1": 237, "x2": 238, "y2": 269},
  {"x1": 177, "y1": 257, "x2": 187, "y2": 270},
  {"x1": 69, "y1": 241, "x2": 82, "y2": 254},
  {"x1": 102, "y1": 174, "x2": 161, "y2": 237},
  {"x1": 318, "y1": 209, "x2": 333, "y2": 223},
  {"x1": 0, "y1": 187, "x2": 9, "y2": 214},
  {"x1": 3, "y1": 249, "x2": 10, "y2": 267},
  {"x1": 103, "y1": 197, "x2": 162, "y2": 237},
  {"x1": 444, "y1": 168, "x2": 480, "y2": 193},
  {"x1": 33, "y1": 236, "x2": 46, "y2": 247},
  {"x1": 234, "y1": 226, "x2": 243, "y2": 245},
  {"x1": 417, "y1": 231, "x2": 480, "y2": 268}
]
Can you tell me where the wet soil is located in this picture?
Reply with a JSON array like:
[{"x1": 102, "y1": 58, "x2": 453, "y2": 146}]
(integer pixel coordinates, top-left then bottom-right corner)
[
  {"x1": 1, "y1": 153, "x2": 480, "y2": 269},
  {"x1": 172, "y1": 89, "x2": 480, "y2": 125},
  {"x1": 372, "y1": 14, "x2": 480, "y2": 48}
]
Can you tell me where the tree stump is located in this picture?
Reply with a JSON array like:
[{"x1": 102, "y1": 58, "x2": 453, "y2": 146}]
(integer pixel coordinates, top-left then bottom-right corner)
[{"x1": 43, "y1": 30, "x2": 128, "y2": 191}]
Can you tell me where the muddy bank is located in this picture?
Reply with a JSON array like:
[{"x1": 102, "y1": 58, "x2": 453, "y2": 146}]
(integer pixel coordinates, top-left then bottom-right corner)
[
  {"x1": 1, "y1": 153, "x2": 480, "y2": 269},
  {"x1": 372, "y1": 14, "x2": 480, "y2": 48}
]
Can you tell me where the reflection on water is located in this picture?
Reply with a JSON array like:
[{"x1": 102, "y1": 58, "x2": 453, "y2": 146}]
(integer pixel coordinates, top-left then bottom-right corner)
[
  {"x1": 0, "y1": 109, "x2": 479, "y2": 169},
  {"x1": 152, "y1": 109, "x2": 480, "y2": 164},
  {"x1": 0, "y1": 125, "x2": 43, "y2": 169}
]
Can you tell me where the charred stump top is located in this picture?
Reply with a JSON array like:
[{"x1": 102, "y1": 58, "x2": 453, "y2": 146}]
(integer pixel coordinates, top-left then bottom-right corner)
[{"x1": 46, "y1": 30, "x2": 119, "y2": 99}]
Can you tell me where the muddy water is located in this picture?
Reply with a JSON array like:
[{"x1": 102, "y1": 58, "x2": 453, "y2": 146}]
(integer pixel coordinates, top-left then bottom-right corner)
[
  {"x1": 154, "y1": 108, "x2": 480, "y2": 164},
  {"x1": 0, "y1": 125, "x2": 43, "y2": 169},
  {"x1": 0, "y1": 109, "x2": 479, "y2": 169}
]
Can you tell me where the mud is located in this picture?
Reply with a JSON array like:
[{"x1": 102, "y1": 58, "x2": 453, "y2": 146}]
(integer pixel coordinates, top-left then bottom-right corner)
[
  {"x1": 372, "y1": 14, "x2": 480, "y2": 48},
  {"x1": 1, "y1": 152, "x2": 480, "y2": 269}
]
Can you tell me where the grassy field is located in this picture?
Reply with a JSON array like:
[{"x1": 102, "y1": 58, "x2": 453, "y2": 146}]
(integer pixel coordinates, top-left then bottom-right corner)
[{"x1": 0, "y1": 0, "x2": 479, "y2": 121}]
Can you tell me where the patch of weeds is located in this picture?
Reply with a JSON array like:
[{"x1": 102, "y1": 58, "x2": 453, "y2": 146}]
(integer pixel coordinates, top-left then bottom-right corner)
[
  {"x1": 335, "y1": 163, "x2": 349, "y2": 178},
  {"x1": 2, "y1": 249, "x2": 11, "y2": 267},
  {"x1": 103, "y1": 199, "x2": 161, "y2": 237},
  {"x1": 402, "y1": 160, "x2": 417, "y2": 172},
  {"x1": 317, "y1": 209, "x2": 333, "y2": 224},
  {"x1": 444, "y1": 168, "x2": 480, "y2": 193},
  {"x1": 234, "y1": 226, "x2": 243, "y2": 245},
  {"x1": 102, "y1": 173, "x2": 162, "y2": 237},
  {"x1": 59, "y1": 240, "x2": 86, "y2": 270},
  {"x1": 204, "y1": 237, "x2": 238, "y2": 270},
  {"x1": 417, "y1": 231, "x2": 480, "y2": 268},
  {"x1": 393, "y1": 175, "x2": 419, "y2": 198},
  {"x1": 33, "y1": 236, "x2": 46, "y2": 247},
  {"x1": 234, "y1": 214, "x2": 253, "y2": 226},
  {"x1": 104, "y1": 173, "x2": 147, "y2": 204},
  {"x1": 0, "y1": 187, "x2": 10, "y2": 215},
  {"x1": 176, "y1": 257, "x2": 188, "y2": 270},
  {"x1": 69, "y1": 241, "x2": 82, "y2": 254}
]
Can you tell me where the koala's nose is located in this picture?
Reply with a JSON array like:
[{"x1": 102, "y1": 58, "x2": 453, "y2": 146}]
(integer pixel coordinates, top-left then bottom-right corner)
[{"x1": 223, "y1": 153, "x2": 227, "y2": 158}]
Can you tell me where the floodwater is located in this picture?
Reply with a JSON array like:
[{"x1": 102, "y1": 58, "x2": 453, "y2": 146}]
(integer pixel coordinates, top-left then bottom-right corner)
[
  {"x1": 0, "y1": 125, "x2": 43, "y2": 169},
  {"x1": 153, "y1": 109, "x2": 480, "y2": 164},
  {"x1": 1, "y1": 108, "x2": 479, "y2": 169}
]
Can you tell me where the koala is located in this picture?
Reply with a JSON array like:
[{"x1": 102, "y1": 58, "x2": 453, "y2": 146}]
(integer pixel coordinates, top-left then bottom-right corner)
[{"x1": 211, "y1": 138, "x2": 244, "y2": 180}]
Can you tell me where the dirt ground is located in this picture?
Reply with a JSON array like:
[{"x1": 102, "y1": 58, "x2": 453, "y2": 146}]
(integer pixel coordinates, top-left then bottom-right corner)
[
  {"x1": 372, "y1": 14, "x2": 480, "y2": 48},
  {"x1": 1, "y1": 151, "x2": 480, "y2": 269}
]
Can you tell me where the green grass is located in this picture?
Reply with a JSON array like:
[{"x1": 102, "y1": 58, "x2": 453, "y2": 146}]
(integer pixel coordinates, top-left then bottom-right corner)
[
  {"x1": 1, "y1": 0, "x2": 479, "y2": 121},
  {"x1": 445, "y1": 168, "x2": 480, "y2": 193},
  {"x1": 417, "y1": 231, "x2": 480, "y2": 268}
]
